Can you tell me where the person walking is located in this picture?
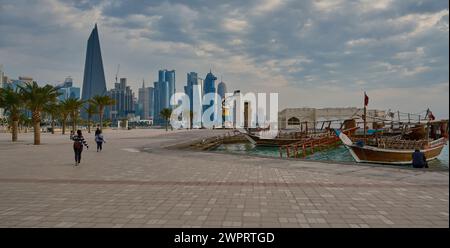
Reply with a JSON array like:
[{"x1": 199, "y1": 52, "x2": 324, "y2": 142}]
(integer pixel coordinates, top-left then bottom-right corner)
[
  {"x1": 70, "y1": 130, "x2": 89, "y2": 166},
  {"x1": 95, "y1": 130, "x2": 106, "y2": 152},
  {"x1": 95, "y1": 127, "x2": 101, "y2": 136}
]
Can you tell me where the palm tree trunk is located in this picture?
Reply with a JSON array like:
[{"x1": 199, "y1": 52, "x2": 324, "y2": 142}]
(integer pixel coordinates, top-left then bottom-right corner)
[
  {"x1": 74, "y1": 115, "x2": 78, "y2": 132},
  {"x1": 165, "y1": 119, "x2": 168, "y2": 131},
  {"x1": 88, "y1": 117, "x2": 91, "y2": 133},
  {"x1": 99, "y1": 107, "x2": 104, "y2": 130},
  {"x1": 71, "y1": 113, "x2": 76, "y2": 132},
  {"x1": 51, "y1": 117, "x2": 55, "y2": 134},
  {"x1": 12, "y1": 120, "x2": 18, "y2": 142},
  {"x1": 32, "y1": 111, "x2": 41, "y2": 145},
  {"x1": 62, "y1": 119, "x2": 66, "y2": 135},
  {"x1": 33, "y1": 120, "x2": 41, "y2": 145}
]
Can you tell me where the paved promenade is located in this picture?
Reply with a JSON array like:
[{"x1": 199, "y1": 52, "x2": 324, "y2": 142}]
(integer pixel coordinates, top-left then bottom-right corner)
[{"x1": 0, "y1": 129, "x2": 448, "y2": 228}]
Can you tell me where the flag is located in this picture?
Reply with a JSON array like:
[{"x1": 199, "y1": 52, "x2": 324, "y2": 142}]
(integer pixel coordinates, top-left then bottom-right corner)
[{"x1": 364, "y1": 92, "x2": 369, "y2": 106}]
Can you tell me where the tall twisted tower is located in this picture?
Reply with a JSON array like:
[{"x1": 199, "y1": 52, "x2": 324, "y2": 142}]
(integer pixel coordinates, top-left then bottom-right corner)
[{"x1": 81, "y1": 24, "x2": 107, "y2": 118}]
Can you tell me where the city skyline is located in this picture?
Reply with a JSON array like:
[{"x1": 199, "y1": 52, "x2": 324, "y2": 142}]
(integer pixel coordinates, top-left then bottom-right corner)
[{"x1": 0, "y1": 0, "x2": 448, "y2": 118}]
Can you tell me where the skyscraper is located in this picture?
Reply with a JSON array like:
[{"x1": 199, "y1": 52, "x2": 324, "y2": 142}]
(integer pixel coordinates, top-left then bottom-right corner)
[
  {"x1": 159, "y1": 70, "x2": 169, "y2": 110},
  {"x1": 153, "y1": 69, "x2": 176, "y2": 125},
  {"x1": 232, "y1": 90, "x2": 241, "y2": 128},
  {"x1": 107, "y1": 78, "x2": 135, "y2": 122},
  {"x1": 138, "y1": 81, "x2": 154, "y2": 120},
  {"x1": 166, "y1": 70, "x2": 176, "y2": 106},
  {"x1": 81, "y1": 24, "x2": 107, "y2": 118},
  {"x1": 153, "y1": 81, "x2": 160, "y2": 123},
  {"x1": 184, "y1": 72, "x2": 199, "y2": 111},
  {"x1": 10, "y1": 76, "x2": 33, "y2": 91},
  {"x1": 217, "y1": 80, "x2": 227, "y2": 100},
  {"x1": 217, "y1": 80, "x2": 228, "y2": 127},
  {"x1": 184, "y1": 72, "x2": 204, "y2": 128},
  {"x1": 202, "y1": 70, "x2": 217, "y2": 122},
  {"x1": 56, "y1": 77, "x2": 80, "y2": 101}
]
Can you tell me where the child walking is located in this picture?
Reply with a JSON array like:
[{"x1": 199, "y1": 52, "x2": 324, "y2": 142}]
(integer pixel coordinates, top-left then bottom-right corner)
[{"x1": 95, "y1": 130, "x2": 106, "y2": 152}]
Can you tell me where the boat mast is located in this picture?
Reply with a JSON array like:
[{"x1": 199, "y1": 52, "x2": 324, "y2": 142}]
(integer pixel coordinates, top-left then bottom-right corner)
[
  {"x1": 363, "y1": 92, "x2": 368, "y2": 141},
  {"x1": 426, "y1": 108, "x2": 430, "y2": 142}
]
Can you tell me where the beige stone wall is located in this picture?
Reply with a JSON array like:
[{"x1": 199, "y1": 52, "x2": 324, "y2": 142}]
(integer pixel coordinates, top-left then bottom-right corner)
[{"x1": 279, "y1": 107, "x2": 385, "y2": 129}]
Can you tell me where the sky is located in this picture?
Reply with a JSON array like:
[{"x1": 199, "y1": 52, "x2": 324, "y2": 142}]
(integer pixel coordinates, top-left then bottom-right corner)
[{"x1": 0, "y1": 0, "x2": 448, "y2": 118}]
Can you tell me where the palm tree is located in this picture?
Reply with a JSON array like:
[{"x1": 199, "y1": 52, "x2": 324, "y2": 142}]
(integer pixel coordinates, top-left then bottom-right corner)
[
  {"x1": 160, "y1": 108, "x2": 172, "y2": 131},
  {"x1": 19, "y1": 82, "x2": 60, "y2": 145},
  {"x1": 84, "y1": 103, "x2": 98, "y2": 133},
  {"x1": 90, "y1": 95, "x2": 115, "y2": 130},
  {"x1": 62, "y1": 98, "x2": 84, "y2": 132},
  {"x1": 44, "y1": 102, "x2": 61, "y2": 134},
  {"x1": 102, "y1": 119, "x2": 112, "y2": 128},
  {"x1": 0, "y1": 87, "x2": 23, "y2": 141},
  {"x1": 18, "y1": 113, "x2": 31, "y2": 133},
  {"x1": 60, "y1": 100, "x2": 71, "y2": 135}
]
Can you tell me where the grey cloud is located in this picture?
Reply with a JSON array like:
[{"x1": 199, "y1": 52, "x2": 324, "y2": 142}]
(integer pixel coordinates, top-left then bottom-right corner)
[{"x1": 0, "y1": 0, "x2": 448, "y2": 116}]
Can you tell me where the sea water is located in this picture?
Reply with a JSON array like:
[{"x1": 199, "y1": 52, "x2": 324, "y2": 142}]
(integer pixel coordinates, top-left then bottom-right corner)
[{"x1": 214, "y1": 143, "x2": 449, "y2": 169}]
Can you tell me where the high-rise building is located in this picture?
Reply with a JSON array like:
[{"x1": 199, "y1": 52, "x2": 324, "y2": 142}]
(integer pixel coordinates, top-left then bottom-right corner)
[
  {"x1": 217, "y1": 81, "x2": 227, "y2": 100},
  {"x1": 56, "y1": 77, "x2": 80, "y2": 101},
  {"x1": 57, "y1": 87, "x2": 81, "y2": 101},
  {"x1": 184, "y1": 72, "x2": 198, "y2": 111},
  {"x1": 137, "y1": 81, "x2": 145, "y2": 119},
  {"x1": 81, "y1": 24, "x2": 107, "y2": 118},
  {"x1": 9, "y1": 76, "x2": 33, "y2": 91},
  {"x1": 153, "y1": 81, "x2": 160, "y2": 122},
  {"x1": 184, "y1": 72, "x2": 204, "y2": 128},
  {"x1": 153, "y1": 69, "x2": 176, "y2": 125},
  {"x1": 217, "y1": 81, "x2": 228, "y2": 127},
  {"x1": 166, "y1": 70, "x2": 176, "y2": 106},
  {"x1": 107, "y1": 78, "x2": 135, "y2": 122},
  {"x1": 232, "y1": 90, "x2": 240, "y2": 128},
  {"x1": 138, "y1": 81, "x2": 154, "y2": 120},
  {"x1": 202, "y1": 70, "x2": 217, "y2": 122},
  {"x1": 2, "y1": 76, "x2": 33, "y2": 119},
  {"x1": 160, "y1": 71, "x2": 169, "y2": 111},
  {"x1": 59, "y1": 77, "x2": 73, "y2": 88}
]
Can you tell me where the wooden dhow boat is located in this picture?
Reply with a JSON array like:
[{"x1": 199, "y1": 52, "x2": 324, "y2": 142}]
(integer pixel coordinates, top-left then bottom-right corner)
[
  {"x1": 242, "y1": 130, "x2": 329, "y2": 147},
  {"x1": 335, "y1": 120, "x2": 448, "y2": 165},
  {"x1": 241, "y1": 122, "x2": 358, "y2": 147}
]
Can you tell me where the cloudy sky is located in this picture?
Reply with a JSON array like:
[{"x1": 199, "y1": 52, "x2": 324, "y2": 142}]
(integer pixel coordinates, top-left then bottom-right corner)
[{"x1": 0, "y1": 0, "x2": 448, "y2": 117}]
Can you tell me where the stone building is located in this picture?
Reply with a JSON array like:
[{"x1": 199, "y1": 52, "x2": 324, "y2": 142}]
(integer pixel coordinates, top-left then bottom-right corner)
[{"x1": 278, "y1": 107, "x2": 385, "y2": 129}]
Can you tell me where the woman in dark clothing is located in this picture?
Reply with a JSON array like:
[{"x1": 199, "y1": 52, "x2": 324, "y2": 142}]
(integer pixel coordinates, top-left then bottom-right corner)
[
  {"x1": 70, "y1": 130, "x2": 89, "y2": 166},
  {"x1": 95, "y1": 127, "x2": 101, "y2": 136},
  {"x1": 412, "y1": 149, "x2": 428, "y2": 168}
]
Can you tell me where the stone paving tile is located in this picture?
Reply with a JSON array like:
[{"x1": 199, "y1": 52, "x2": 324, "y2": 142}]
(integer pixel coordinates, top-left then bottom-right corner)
[{"x1": 0, "y1": 130, "x2": 448, "y2": 228}]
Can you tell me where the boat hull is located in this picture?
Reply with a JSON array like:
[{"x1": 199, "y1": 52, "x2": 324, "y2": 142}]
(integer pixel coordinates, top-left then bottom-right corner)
[
  {"x1": 243, "y1": 133, "x2": 301, "y2": 147},
  {"x1": 346, "y1": 141, "x2": 446, "y2": 165}
]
